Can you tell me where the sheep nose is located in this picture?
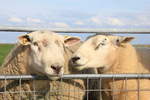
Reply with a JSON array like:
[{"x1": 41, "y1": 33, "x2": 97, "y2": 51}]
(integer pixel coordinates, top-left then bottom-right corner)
[
  {"x1": 71, "y1": 56, "x2": 80, "y2": 64},
  {"x1": 51, "y1": 65, "x2": 62, "y2": 74}
]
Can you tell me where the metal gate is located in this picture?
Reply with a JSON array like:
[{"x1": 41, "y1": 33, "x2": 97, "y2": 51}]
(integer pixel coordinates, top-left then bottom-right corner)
[
  {"x1": 0, "y1": 26, "x2": 150, "y2": 100},
  {"x1": 0, "y1": 74, "x2": 150, "y2": 100}
]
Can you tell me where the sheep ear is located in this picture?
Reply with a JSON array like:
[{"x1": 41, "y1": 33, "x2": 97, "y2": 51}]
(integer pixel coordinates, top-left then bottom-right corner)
[
  {"x1": 18, "y1": 34, "x2": 31, "y2": 45},
  {"x1": 115, "y1": 36, "x2": 134, "y2": 46},
  {"x1": 64, "y1": 36, "x2": 81, "y2": 47}
]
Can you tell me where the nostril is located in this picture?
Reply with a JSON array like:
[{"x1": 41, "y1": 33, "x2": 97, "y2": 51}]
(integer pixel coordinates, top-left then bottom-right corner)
[
  {"x1": 71, "y1": 56, "x2": 80, "y2": 63},
  {"x1": 56, "y1": 66, "x2": 62, "y2": 71},
  {"x1": 51, "y1": 65, "x2": 62, "y2": 73},
  {"x1": 51, "y1": 66, "x2": 57, "y2": 70}
]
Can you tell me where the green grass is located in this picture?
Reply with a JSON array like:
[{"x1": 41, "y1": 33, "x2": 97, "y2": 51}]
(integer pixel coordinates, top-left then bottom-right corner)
[
  {"x1": 0, "y1": 44, "x2": 14, "y2": 66},
  {"x1": 134, "y1": 45, "x2": 150, "y2": 47}
]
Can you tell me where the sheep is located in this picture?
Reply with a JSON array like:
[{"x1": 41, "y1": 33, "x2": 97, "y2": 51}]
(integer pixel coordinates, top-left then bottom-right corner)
[
  {"x1": 0, "y1": 30, "x2": 86, "y2": 100},
  {"x1": 70, "y1": 35, "x2": 150, "y2": 100}
]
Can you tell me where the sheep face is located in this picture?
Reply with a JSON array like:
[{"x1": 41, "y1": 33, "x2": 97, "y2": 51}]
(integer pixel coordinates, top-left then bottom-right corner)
[
  {"x1": 19, "y1": 30, "x2": 80, "y2": 80},
  {"x1": 70, "y1": 35, "x2": 134, "y2": 72}
]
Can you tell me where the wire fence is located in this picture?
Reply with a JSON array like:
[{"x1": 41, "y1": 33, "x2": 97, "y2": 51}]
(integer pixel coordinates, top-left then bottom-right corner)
[
  {"x1": 0, "y1": 26, "x2": 150, "y2": 100},
  {"x1": 0, "y1": 74, "x2": 150, "y2": 100}
]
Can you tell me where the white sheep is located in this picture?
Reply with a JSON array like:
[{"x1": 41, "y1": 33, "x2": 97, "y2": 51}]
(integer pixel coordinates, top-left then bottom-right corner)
[
  {"x1": 0, "y1": 30, "x2": 87, "y2": 100},
  {"x1": 71, "y1": 35, "x2": 150, "y2": 100}
]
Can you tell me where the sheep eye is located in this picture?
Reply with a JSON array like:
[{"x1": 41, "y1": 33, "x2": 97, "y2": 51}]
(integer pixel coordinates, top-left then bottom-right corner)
[
  {"x1": 100, "y1": 43, "x2": 105, "y2": 46},
  {"x1": 95, "y1": 43, "x2": 105, "y2": 50},
  {"x1": 33, "y1": 42, "x2": 38, "y2": 46}
]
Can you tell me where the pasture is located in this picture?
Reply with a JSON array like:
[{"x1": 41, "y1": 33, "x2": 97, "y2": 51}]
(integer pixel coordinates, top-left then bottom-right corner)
[{"x1": 0, "y1": 44, "x2": 14, "y2": 66}]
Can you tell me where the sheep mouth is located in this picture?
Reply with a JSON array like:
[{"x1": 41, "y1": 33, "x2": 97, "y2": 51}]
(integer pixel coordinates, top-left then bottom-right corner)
[
  {"x1": 72, "y1": 63, "x2": 83, "y2": 67},
  {"x1": 46, "y1": 67, "x2": 64, "y2": 80},
  {"x1": 72, "y1": 64, "x2": 86, "y2": 71},
  {"x1": 71, "y1": 63, "x2": 85, "y2": 68},
  {"x1": 48, "y1": 76, "x2": 60, "y2": 80},
  {"x1": 47, "y1": 74, "x2": 63, "y2": 80},
  {"x1": 70, "y1": 60, "x2": 84, "y2": 67}
]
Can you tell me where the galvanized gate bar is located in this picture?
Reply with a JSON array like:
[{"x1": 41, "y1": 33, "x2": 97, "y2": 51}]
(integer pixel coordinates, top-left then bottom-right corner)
[
  {"x1": 0, "y1": 75, "x2": 48, "y2": 80},
  {"x1": 0, "y1": 74, "x2": 150, "y2": 80},
  {"x1": 62, "y1": 74, "x2": 150, "y2": 79},
  {"x1": 0, "y1": 26, "x2": 150, "y2": 34}
]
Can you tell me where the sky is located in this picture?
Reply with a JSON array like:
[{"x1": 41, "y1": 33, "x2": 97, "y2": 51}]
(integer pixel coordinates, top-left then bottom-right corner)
[{"x1": 0, "y1": 0, "x2": 150, "y2": 44}]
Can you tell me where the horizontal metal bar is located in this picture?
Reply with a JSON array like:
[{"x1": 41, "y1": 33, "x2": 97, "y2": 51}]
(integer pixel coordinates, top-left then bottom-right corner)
[
  {"x1": 0, "y1": 75, "x2": 48, "y2": 80},
  {"x1": 62, "y1": 74, "x2": 150, "y2": 79},
  {"x1": 0, "y1": 26, "x2": 150, "y2": 34},
  {"x1": 0, "y1": 74, "x2": 150, "y2": 80}
]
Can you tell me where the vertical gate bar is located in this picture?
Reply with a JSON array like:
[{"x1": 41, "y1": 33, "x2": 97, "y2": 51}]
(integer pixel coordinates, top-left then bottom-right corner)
[
  {"x1": 99, "y1": 77, "x2": 102, "y2": 100},
  {"x1": 49, "y1": 80, "x2": 51, "y2": 100},
  {"x1": 19, "y1": 76, "x2": 22, "y2": 100},
  {"x1": 4, "y1": 76, "x2": 7, "y2": 100},
  {"x1": 77, "y1": 79, "x2": 79, "y2": 100},
  {"x1": 48, "y1": 80, "x2": 51, "y2": 100},
  {"x1": 68, "y1": 79, "x2": 70, "y2": 100},
  {"x1": 78, "y1": 79, "x2": 80, "y2": 100},
  {"x1": 73, "y1": 79, "x2": 76, "y2": 100},
  {"x1": 112, "y1": 76, "x2": 115, "y2": 100},
  {"x1": 33, "y1": 80, "x2": 36, "y2": 100},
  {"x1": 86, "y1": 77, "x2": 89, "y2": 100},
  {"x1": 137, "y1": 77, "x2": 140, "y2": 100},
  {"x1": 60, "y1": 77, "x2": 63, "y2": 100},
  {"x1": 125, "y1": 77, "x2": 127, "y2": 100}
]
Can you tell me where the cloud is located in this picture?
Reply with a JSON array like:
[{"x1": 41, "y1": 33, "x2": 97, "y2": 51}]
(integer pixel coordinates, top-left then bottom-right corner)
[
  {"x1": 26, "y1": 17, "x2": 42, "y2": 23},
  {"x1": 85, "y1": 13, "x2": 150, "y2": 27},
  {"x1": 89, "y1": 16, "x2": 124, "y2": 26},
  {"x1": 8, "y1": 17, "x2": 23, "y2": 23},
  {"x1": 6, "y1": 12, "x2": 150, "y2": 28},
  {"x1": 74, "y1": 21, "x2": 84, "y2": 25},
  {"x1": 131, "y1": 15, "x2": 150, "y2": 26},
  {"x1": 53, "y1": 22, "x2": 69, "y2": 28},
  {"x1": 107, "y1": 18, "x2": 124, "y2": 26},
  {"x1": 90, "y1": 16, "x2": 101, "y2": 24}
]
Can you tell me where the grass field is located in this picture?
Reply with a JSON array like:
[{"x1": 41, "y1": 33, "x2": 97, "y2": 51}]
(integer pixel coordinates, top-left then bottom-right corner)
[
  {"x1": 0, "y1": 44, "x2": 149, "y2": 66},
  {"x1": 134, "y1": 45, "x2": 150, "y2": 47},
  {"x1": 0, "y1": 44, "x2": 14, "y2": 66}
]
